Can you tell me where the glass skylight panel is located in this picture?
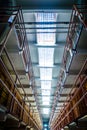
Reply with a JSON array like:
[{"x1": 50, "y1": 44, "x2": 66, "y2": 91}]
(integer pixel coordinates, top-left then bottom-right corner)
[
  {"x1": 43, "y1": 101, "x2": 50, "y2": 105},
  {"x1": 36, "y1": 13, "x2": 56, "y2": 45},
  {"x1": 44, "y1": 128, "x2": 47, "y2": 130},
  {"x1": 40, "y1": 68, "x2": 52, "y2": 80},
  {"x1": 42, "y1": 96, "x2": 50, "y2": 106},
  {"x1": 37, "y1": 32, "x2": 55, "y2": 45},
  {"x1": 42, "y1": 97, "x2": 50, "y2": 102},
  {"x1": 42, "y1": 90, "x2": 50, "y2": 96},
  {"x1": 36, "y1": 12, "x2": 57, "y2": 115},
  {"x1": 43, "y1": 108, "x2": 49, "y2": 114},
  {"x1": 41, "y1": 81, "x2": 51, "y2": 89},
  {"x1": 38, "y1": 48, "x2": 54, "y2": 67}
]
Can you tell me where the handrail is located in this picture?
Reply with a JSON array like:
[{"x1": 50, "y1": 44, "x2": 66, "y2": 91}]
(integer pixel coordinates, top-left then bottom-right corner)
[
  {"x1": 19, "y1": 8, "x2": 42, "y2": 122},
  {"x1": 15, "y1": 8, "x2": 41, "y2": 123},
  {"x1": 0, "y1": 79, "x2": 40, "y2": 130},
  {"x1": 54, "y1": 91, "x2": 87, "y2": 130},
  {"x1": 50, "y1": 5, "x2": 87, "y2": 127},
  {"x1": 0, "y1": 6, "x2": 42, "y2": 130},
  {"x1": 51, "y1": 58, "x2": 87, "y2": 130},
  {"x1": 62, "y1": 4, "x2": 87, "y2": 70},
  {"x1": 0, "y1": 7, "x2": 20, "y2": 56},
  {"x1": 0, "y1": 43, "x2": 41, "y2": 130},
  {"x1": 73, "y1": 5, "x2": 87, "y2": 28},
  {"x1": 50, "y1": 5, "x2": 87, "y2": 125},
  {"x1": 4, "y1": 48, "x2": 25, "y2": 96}
]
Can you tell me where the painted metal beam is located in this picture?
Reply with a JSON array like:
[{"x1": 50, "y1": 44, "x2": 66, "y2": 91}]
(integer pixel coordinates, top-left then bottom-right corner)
[{"x1": 29, "y1": 42, "x2": 65, "y2": 48}]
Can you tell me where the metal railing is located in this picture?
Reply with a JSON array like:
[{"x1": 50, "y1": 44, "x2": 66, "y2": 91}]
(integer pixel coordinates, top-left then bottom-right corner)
[
  {"x1": 50, "y1": 4, "x2": 87, "y2": 129},
  {"x1": 50, "y1": 58, "x2": 87, "y2": 130},
  {"x1": 0, "y1": 6, "x2": 42, "y2": 130},
  {"x1": 63, "y1": 4, "x2": 87, "y2": 70}
]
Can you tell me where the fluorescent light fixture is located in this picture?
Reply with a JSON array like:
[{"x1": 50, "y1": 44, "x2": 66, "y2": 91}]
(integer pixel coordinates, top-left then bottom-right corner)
[
  {"x1": 41, "y1": 81, "x2": 51, "y2": 89},
  {"x1": 38, "y1": 48, "x2": 54, "y2": 67},
  {"x1": 43, "y1": 108, "x2": 49, "y2": 114},
  {"x1": 40, "y1": 68, "x2": 52, "y2": 80}
]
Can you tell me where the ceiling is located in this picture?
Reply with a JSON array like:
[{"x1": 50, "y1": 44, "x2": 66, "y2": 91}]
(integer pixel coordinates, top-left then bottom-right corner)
[
  {"x1": 12, "y1": 0, "x2": 76, "y2": 9},
  {"x1": 0, "y1": 0, "x2": 87, "y2": 128},
  {"x1": 22, "y1": 9, "x2": 71, "y2": 123}
]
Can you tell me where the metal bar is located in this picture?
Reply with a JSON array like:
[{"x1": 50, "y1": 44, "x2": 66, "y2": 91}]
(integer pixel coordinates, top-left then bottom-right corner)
[
  {"x1": 4, "y1": 48, "x2": 36, "y2": 123},
  {"x1": 17, "y1": 21, "x2": 74, "y2": 25},
  {"x1": 9, "y1": 86, "x2": 16, "y2": 113},
  {"x1": 55, "y1": 91, "x2": 87, "y2": 130},
  {"x1": 16, "y1": 27, "x2": 70, "y2": 30},
  {"x1": 0, "y1": 79, "x2": 40, "y2": 130},
  {"x1": 0, "y1": 7, "x2": 20, "y2": 10},
  {"x1": 73, "y1": 5, "x2": 87, "y2": 28},
  {"x1": 74, "y1": 59, "x2": 87, "y2": 86},
  {"x1": 0, "y1": 79, "x2": 23, "y2": 112},
  {"x1": 0, "y1": 57, "x2": 24, "y2": 95},
  {"x1": 4, "y1": 48, "x2": 25, "y2": 95},
  {"x1": 0, "y1": 6, "x2": 41, "y2": 130},
  {"x1": 28, "y1": 42, "x2": 65, "y2": 48},
  {"x1": 0, "y1": 14, "x2": 16, "y2": 16},
  {"x1": 19, "y1": 8, "x2": 42, "y2": 128},
  {"x1": 51, "y1": 59, "x2": 87, "y2": 130},
  {"x1": 1, "y1": 46, "x2": 39, "y2": 128},
  {"x1": 0, "y1": 9, "x2": 32, "y2": 114},
  {"x1": 0, "y1": 8, "x2": 20, "y2": 56},
  {"x1": 26, "y1": 31, "x2": 68, "y2": 34}
]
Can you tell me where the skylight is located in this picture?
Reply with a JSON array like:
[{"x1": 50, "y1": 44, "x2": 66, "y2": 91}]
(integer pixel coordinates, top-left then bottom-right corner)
[
  {"x1": 42, "y1": 90, "x2": 50, "y2": 96},
  {"x1": 40, "y1": 68, "x2": 52, "y2": 80},
  {"x1": 36, "y1": 12, "x2": 57, "y2": 115},
  {"x1": 42, "y1": 97, "x2": 50, "y2": 106},
  {"x1": 36, "y1": 13, "x2": 56, "y2": 45},
  {"x1": 43, "y1": 108, "x2": 49, "y2": 114},
  {"x1": 42, "y1": 97, "x2": 50, "y2": 102},
  {"x1": 38, "y1": 48, "x2": 54, "y2": 67},
  {"x1": 43, "y1": 101, "x2": 50, "y2": 105},
  {"x1": 41, "y1": 81, "x2": 51, "y2": 90},
  {"x1": 44, "y1": 128, "x2": 48, "y2": 130}
]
